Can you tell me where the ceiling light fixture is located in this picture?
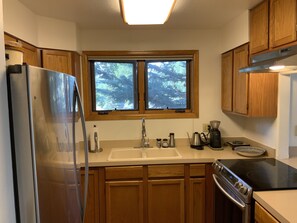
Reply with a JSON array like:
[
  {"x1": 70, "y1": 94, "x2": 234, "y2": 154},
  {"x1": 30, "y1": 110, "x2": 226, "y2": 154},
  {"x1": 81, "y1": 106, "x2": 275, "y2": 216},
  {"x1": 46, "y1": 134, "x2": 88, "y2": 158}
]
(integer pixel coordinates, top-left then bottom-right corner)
[{"x1": 119, "y1": 0, "x2": 176, "y2": 25}]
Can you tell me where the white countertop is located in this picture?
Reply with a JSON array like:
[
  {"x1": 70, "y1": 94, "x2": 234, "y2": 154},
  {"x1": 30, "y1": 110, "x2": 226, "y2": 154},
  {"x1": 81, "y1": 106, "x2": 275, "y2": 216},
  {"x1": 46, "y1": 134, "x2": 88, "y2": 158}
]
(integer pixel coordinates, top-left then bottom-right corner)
[
  {"x1": 85, "y1": 145, "x2": 254, "y2": 167},
  {"x1": 252, "y1": 157, "x2": 297, "y2": 223},
  {"x1": 82, "y1": 143, "x2": 297, "y2": 222},
  {"x1": 253, "y1": 190, "x2": 297, "y2": 223}
]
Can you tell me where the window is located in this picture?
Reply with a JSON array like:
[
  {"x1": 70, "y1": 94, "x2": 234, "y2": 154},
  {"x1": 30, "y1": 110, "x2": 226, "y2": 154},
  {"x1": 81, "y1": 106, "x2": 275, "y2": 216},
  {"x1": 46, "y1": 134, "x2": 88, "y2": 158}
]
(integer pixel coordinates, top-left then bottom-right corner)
[
  {"x1": 83, "y1": 50, "x2": 199, "y2": 120},
  {"x1": 91, "y1": 61, "x2": 137, "y2": 111}
]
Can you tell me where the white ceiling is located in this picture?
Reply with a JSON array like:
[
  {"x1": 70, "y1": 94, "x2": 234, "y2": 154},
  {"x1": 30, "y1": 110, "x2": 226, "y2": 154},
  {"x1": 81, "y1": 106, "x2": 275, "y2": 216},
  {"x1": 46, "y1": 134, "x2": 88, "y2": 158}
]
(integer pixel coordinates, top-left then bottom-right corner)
[{"x1": 18, "y1": 0, "x2": 262, "y2": 30}]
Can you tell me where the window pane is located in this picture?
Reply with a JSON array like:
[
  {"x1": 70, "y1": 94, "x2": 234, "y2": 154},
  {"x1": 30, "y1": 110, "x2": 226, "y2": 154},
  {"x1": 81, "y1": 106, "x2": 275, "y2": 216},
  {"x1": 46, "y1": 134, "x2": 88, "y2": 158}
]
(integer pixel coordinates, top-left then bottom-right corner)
[
  {"x1": 93, "y1": 61, "x2": 136, "y2": 111},
  {"x1": 146, "y1": 61, "x2": 188, "y2": 109}
]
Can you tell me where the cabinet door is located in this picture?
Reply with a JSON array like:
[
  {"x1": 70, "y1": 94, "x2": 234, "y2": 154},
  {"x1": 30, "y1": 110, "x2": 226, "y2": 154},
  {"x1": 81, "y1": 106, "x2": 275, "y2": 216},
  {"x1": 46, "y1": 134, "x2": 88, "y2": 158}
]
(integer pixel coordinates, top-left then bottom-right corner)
[
  {"x1": 221, "y1": 51, "x2": 233, "y2": 112},
  {"x1": 233, "y1": 44, "x2": 249, "y2": 115},
  {"x1": 255, "y1": 202, "x2": 279, "y2": 223},
  {"x1": 250, "y1": 0, "x2": 269, "y2": 54},
  {"x1": 42, "y1": 49, "x2": 72, "y2": 74},
  {"x1": 189, "y1": 178, "x2": 205, "y2": 223},
  {"x1": 106, "y1": 181, "x2": 144, "y2": 223},
  {"x1": 148, "y1": 179, "x2": 184, "y2": 223},
  {"x1": 20, "y1": 41, "x2": 39, "y2": 66},
  {"x1": 248, "y1": 73, "x2": 278, "y2": 117},
  {"x1": 81, "y1": 169, "x2": 99, "y2": 223},
  {"x1": 270, "y1": 0, "x2": 297, "y2": 48}
]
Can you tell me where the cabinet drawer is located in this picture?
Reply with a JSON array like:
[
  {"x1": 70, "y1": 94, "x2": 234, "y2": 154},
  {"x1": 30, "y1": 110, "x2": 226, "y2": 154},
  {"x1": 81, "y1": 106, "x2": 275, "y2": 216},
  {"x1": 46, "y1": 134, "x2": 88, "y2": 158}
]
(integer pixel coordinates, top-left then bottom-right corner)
[
  {"x1": 105, "y1": 166, "x2": 143, "y2": 180},
  {"x1": 189, "y1": 164, "x2": 205, "y2": 177},
  {"x1": 148, "y1": 165, "x2": 184, "y2": 178}
]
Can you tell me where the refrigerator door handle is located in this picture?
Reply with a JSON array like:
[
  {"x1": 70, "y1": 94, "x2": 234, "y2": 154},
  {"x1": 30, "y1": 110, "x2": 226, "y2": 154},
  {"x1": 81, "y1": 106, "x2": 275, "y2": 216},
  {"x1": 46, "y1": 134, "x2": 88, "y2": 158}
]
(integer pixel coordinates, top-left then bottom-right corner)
[{"x1": 72, "y1": 81, "x2": 89, "y2": 223}]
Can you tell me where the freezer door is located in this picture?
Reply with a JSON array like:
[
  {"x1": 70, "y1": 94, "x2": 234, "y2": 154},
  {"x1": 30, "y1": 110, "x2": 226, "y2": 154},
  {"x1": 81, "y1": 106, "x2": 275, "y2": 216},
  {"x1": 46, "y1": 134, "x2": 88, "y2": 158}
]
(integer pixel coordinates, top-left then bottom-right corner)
[{"x1": 8, "y1": 65, "x2": 86, "y2": 223}]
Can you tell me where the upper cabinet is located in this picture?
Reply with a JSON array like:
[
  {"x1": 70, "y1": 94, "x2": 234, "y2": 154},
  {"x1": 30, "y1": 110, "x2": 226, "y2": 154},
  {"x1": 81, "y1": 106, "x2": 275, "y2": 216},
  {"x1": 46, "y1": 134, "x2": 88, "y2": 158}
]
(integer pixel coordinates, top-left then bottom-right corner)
[
  {"x1": 249, "y1": 0, "x2": 269, "y2": 54},
  {"x1": 221, "y1": 43, "x2": 278, "y2": 117},
  {"x1": 41, "y1": 49, "x2": 81, "y2": 91},
  {"x1": 42, "y1": 49, "x2": 72, "y2": 74},
  {"x1": 250, "y1": 0, "x2": 297, "y2": 54},
  {"x1": 233, "y1": 44, "x2": 249, "y2": 115},
  {"x1": 4, "y1": 33, "x2": 40, "y2": 66},
  {"x1": 221, "y1": 51, "x2": 233, "y2": 112},
  {"x1": 270, "y1": 0, "x2": 297, "y2": 48}
]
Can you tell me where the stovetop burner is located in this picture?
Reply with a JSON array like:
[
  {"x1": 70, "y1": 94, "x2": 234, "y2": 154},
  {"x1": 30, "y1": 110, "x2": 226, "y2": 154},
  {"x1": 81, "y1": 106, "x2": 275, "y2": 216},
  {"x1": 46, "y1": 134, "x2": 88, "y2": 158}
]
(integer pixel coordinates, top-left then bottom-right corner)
[{"x1": 218, "y1": 158, "x2": 297, "y2": 191}]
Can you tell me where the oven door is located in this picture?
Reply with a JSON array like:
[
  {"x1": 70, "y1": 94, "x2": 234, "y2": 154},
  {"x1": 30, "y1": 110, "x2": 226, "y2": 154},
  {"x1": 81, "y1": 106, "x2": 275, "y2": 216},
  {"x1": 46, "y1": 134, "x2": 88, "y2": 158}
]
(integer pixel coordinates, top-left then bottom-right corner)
[{"x1": 213, "y1": 174, "x2": 251, "y2": 223}]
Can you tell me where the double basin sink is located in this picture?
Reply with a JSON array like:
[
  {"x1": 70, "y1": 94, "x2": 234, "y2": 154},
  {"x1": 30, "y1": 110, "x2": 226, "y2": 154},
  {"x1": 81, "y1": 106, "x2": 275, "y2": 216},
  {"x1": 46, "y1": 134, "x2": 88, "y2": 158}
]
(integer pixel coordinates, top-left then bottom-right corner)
[{"x1": 108, "y1": 147, "x2": 182, "y2": 161}]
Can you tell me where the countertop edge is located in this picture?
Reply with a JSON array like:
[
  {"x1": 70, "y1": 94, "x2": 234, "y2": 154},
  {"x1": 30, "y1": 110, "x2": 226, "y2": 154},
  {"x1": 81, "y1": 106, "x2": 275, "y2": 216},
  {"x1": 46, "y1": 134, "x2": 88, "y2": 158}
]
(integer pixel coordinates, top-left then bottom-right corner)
[{"x1": 253, "y1": 191, "x2": 297, "y2": 223}]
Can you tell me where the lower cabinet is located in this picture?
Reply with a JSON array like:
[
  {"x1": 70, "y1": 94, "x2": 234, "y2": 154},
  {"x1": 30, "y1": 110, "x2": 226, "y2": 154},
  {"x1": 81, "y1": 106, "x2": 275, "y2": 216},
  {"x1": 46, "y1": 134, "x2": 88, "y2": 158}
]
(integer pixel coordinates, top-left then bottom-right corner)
[
  {"x1": 148, "y1": 179, "x2": 185, "y2": 223},
  {"x1": 105, "y1": 181, "x2": 144, "y2": 223},
  {"x1": 81, "y1": 169, "x2": 99, "y2": 223},
  {"x1": 255, "y1": 202, "x2": 279, "y2": 223},
  {"x1": 82, "y1": 163, "x2": 211, "y2": 223}
]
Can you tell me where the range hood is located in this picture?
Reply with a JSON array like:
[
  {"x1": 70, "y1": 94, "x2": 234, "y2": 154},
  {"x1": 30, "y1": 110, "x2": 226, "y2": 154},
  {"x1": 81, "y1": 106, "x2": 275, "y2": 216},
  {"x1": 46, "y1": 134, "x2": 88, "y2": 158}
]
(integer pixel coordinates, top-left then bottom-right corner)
[{"x1": 239, "y1": 45, "x2": 297, "y2": 74}]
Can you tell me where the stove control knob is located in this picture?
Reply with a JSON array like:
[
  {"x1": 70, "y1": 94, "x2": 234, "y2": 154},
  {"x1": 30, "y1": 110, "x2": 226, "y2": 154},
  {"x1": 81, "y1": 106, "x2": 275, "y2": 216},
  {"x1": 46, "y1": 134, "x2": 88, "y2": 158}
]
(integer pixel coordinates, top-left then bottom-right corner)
[
  {"x1": 239, "y1": 186, "x2": 248, "y2": 195},
  {"x1": 234, "y1": 182, "x2": 242, "y2": 189}
]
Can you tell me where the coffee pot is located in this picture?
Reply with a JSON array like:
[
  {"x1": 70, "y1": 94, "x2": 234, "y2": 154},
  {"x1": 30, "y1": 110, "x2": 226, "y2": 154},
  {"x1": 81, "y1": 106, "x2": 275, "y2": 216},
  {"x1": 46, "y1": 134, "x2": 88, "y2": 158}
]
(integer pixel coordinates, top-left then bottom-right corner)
[
  {"x1": 209, "y1": 120, "x2": 222, "y2": 148},
  {"x1": 187, "y1": 132, "x2": 207, "y2": 150}
]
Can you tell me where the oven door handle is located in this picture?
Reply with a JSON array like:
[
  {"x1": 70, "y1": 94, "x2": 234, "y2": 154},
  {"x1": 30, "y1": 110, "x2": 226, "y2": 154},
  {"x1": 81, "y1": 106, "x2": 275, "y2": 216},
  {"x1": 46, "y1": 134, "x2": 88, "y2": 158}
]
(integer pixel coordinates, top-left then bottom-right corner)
[{"x1": 213, "y1": 174, "x2": 246, "y2": 210}]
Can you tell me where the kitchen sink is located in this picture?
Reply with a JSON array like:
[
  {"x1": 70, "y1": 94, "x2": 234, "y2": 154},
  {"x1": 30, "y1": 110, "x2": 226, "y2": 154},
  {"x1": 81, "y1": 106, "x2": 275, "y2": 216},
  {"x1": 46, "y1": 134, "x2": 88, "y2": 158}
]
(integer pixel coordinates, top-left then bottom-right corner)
[
  {"x1": 107, "y1": 148, "x2": 182, "y2": 161},
  {"x1": 108, "y1": 148, "x2": 143, "y2": 160},
  {"x1": 145, "y1": 148, "x2": 181, "y2": 158}
]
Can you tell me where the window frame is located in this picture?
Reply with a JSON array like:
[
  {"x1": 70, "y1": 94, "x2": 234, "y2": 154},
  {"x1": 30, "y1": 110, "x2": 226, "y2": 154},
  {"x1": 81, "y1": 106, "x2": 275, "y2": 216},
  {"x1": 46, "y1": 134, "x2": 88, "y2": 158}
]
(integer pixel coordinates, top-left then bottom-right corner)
[{"x1": 82, "y1": 50, "x2": 199, "y2": 120}]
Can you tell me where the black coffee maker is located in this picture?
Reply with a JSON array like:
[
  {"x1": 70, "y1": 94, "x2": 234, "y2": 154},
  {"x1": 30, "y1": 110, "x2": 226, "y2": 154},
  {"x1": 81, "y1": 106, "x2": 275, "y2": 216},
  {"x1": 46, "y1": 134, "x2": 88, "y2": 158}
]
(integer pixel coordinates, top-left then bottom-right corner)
[{"x1": 209, "y1": 120, "x2": 222, "y2": 148}]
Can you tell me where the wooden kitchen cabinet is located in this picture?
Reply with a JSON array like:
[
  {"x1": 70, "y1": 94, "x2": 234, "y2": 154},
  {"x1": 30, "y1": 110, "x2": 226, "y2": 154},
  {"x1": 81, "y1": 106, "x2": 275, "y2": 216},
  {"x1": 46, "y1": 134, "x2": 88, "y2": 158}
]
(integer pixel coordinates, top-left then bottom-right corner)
[
  {"x1": 255, "y1": 202, "x2": 279, "y2": 223},
  {"x1": 99, "y1": 164, "x2": 208, "y2": 223},
  {"x1": 106, "y1": 181, "x2": 144, "y2": 223},
  {"x1": 233, "y1": 44, "x2": 249, "y2": 115},
  {"x1": 249, "y1": 0, "x2": 297, "y2": 54},
  {"x1": 41, "y1": 49, "x2": 81, "y2": 91},
  {"x1": 270, "y1": 0, "x2": 297, "y2": 48},
  {"x1": 42, "y1": 49, "x2": 72, "y2": 74},
  {"x1": 148, "y1": 179, "x2": 185, "y2": 223},
  {"x1": 221, "y1": 43, "x2": 278, "y2": 117},
  {"x1": 42, "y1": 49, "x2": 81, "y2": 91},
  {"x1": 249, "y1": 0, "x2": 269, "y2": 54},
  {"x1": 105, "y1": 166, "x2": 144, "y2": 223},
  {"x1": 4, "y1": 33, "x2": 40, "y2": 66},
  {"x1": 221, "y1": 51, "x2": 233, "y2": 112},
  {"x1": 81, "y1": 168, "x2": 99, "y2": 223},
  {"x1": 147, "y1": 164, "x2": 185, "y2": 223}
]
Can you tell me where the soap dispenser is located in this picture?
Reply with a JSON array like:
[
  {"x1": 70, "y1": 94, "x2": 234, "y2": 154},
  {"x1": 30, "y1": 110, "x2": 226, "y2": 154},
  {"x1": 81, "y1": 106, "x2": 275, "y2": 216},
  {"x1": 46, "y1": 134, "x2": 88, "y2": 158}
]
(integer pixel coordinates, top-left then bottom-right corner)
[{"x1": 89, "y1": 125, "x2": 100, "y2": 152}]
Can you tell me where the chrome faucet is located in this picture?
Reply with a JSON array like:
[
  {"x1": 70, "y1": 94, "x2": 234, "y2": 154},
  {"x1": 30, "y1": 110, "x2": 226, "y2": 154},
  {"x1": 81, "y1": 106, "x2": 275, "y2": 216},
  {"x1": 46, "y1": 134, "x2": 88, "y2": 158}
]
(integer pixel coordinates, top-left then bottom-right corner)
[{"x1": 141, "y1": 118, "x2": 150, "y2": 148}]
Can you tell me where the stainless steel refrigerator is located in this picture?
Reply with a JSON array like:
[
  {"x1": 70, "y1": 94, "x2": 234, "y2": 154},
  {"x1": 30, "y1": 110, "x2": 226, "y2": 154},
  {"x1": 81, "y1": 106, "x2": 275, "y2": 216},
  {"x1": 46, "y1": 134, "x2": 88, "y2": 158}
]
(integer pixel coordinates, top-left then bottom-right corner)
[{"x1": 7, "y1": 64, "x2": 89, "y2": 223}]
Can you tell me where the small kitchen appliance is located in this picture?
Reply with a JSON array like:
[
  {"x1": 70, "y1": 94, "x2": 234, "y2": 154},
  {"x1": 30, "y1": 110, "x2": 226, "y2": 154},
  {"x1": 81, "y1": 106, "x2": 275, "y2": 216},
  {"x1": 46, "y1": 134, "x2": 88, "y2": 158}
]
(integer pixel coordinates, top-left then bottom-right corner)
[
  {"x1": 187, "y1": 132, "x2": 207, "y2": 150},
  {"x1": 209, "y1": 120, "x2": 222, "y2": 148}
]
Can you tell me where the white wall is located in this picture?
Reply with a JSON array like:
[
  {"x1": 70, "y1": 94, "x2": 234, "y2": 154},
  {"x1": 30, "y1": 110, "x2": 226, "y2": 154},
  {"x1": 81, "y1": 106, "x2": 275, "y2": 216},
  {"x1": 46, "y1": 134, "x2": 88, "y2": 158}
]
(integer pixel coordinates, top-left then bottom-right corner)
[
  {"x1": 290, "y1": 75, "x2": 297, "y2": 146},
  {"x1": 220, "y1": 10, "x2": 249, "y2": 53},
  {"x1": 3, "y1": 0, "x2": 38, "y2": 45},
  {"x1": 81, "y1": 29, "x2": 244, "y2": 141},
  {"x1": 3, "y1": 0, "x2": 79, "y2": 51},
  {"x1": 37, "y1": 16, "x2": 78, "y2": 51},
  {"x1": 0, "y1": 0, "x2": 16, "y2": 221}
]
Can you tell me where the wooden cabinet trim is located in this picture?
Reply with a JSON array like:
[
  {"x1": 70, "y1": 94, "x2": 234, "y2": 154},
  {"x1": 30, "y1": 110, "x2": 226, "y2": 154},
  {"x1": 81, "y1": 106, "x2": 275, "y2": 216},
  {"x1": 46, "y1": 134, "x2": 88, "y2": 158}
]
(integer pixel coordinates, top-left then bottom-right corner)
[
  {"x1": 148, "y1": 164, "x2": 185, "y2": 178},
  {"x1": 105, "y1": 166, "x2": 143, "y2": 180}
]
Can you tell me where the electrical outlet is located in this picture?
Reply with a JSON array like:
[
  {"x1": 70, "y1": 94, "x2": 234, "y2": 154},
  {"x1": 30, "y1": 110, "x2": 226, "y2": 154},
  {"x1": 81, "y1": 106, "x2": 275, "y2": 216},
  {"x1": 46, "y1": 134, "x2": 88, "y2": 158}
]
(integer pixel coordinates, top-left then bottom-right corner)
[{"x1": 202, "y1": 123, "x2": 209, "y2": 132}]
